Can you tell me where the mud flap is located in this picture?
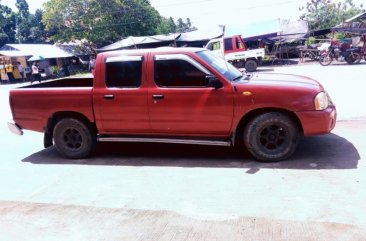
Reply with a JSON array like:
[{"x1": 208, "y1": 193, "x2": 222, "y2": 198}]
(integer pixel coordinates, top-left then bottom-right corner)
[{"x1": 44, "y1": 131, "x2": 53, "y2": 148}]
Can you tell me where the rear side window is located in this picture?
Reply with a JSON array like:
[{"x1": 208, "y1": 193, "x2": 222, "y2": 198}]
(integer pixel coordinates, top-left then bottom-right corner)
[
  {"x1": 224, "y1": 38, "x2": 233, "y2": 51},
  {"x1": 207, "y1": 41, "x2": 220, "y2": 50},
  {"x1": 105, "y1": 61, "x2": 142, "y2": 88}
]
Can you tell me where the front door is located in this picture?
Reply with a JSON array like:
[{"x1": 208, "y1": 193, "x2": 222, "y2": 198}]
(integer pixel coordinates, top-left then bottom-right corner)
[{"x1": 148, "y1": 53, "x2": 234, "y2": 136}]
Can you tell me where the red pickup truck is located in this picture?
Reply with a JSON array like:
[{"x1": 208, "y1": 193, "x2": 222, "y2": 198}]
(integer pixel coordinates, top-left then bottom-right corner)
[{"x1": 8, "y1": 47, "x2": 336, "y2": 162}]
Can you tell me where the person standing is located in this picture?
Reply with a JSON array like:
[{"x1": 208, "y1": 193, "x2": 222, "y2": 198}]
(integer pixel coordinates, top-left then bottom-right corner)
[
  {"x1": 89, "y1": 56, "x2": 95, "y2": 74},
  {"x1": 31, "y1": 62, "x2": 41, "y2": 84},
  {"x1": 5, "y1": 62, "x2": 15, "y2": 82},
  {"x1": 17, "y1": 62, "x2": 25, "y2": 81}
]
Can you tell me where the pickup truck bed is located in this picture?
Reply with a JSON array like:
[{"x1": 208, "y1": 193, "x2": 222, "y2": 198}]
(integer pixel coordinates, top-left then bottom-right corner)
[
  {"x1": 10, "y1": 76, "x2": 94, "y2": 133},
  {"x1": 20, "y1": 76, "x2": 93, "y2": 88}
]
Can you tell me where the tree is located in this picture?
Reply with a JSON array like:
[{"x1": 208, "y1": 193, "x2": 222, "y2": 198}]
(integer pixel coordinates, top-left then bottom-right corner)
[
  {"x1": 15, "y1": 0, "x2": 45, "y2": 43},
  {"x1": 176, "y1": 17, "x2": 197, "y2": 33},
  {"x1": 30, "y1": 9, "x2": 46, "y2": 42},
  {"x1": 299, "y1": 0, "x2": 365, "y2": 30},
  {"x1": 0, "y1": 3, "x2": 16, "y2": 46},
  {"x1": 15, "y1": 0, "x2": 29, "y2": 21},
  {"x1": 156, "y1": 17, "x2": 176, "y2": 34},
  {"x1": 43, "y1": 0, "x2": 163, "y2": 47},
  {"x1": 16, "y1": 12, "x2": 45, "y2": 43}
]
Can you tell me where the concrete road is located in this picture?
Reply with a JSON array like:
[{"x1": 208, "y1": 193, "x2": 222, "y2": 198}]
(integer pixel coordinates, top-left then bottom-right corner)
[{"x1": 0, "y1": 63, "x2": 366, "y2": 240}]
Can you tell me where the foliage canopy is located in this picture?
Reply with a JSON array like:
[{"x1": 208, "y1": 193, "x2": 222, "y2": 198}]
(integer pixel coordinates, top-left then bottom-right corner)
[
  {"x1": 42, "y1": 0, "x2": 196, "y2": 47},
  {"x1": 299, "y1": 0, "x2": 365, "y2": 30}
]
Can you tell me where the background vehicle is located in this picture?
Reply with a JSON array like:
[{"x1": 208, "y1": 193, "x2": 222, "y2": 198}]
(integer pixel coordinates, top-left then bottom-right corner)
[
  {"x1": 8, "y1": 48, "x2": 336, "y2": 162},
  {"x1": 205, "y1": 35, "x2": 265, "y2": 72},
  {"x1": 318, "y1": 40, "x2": 362, "y2": 66}
]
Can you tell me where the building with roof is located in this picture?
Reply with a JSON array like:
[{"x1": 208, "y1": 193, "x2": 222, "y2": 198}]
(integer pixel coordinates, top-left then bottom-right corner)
[
  {"x1": 98, "y1": 26, "x2": 225, "y2": 52},
  {"x1": 332, "y1": 11, "x2": 366, "y2": 34},
  {"x1": 0, "y1": 44, "x2": 76, "y2": 82}
]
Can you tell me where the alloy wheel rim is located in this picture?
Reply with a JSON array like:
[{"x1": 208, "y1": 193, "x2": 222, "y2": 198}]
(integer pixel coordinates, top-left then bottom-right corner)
[
  {"x1": 258, "y1": 124, "x2": 288, "y2": 151},
  {"x1": 62, "y1": 128, "x2": 83, "y2": 150}
]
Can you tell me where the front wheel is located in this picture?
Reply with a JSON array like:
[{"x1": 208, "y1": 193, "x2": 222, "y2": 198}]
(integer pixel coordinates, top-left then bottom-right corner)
[
  {"x1": 245, "y1": 59, "x2": 258, "y2": 72},
  {"x1": 319, "y1": 52, "x2": 333, "y2": 66},
  {"x1": 243, "y1": 112, "x2": 299, "y2": 162},
  {"x1": 53, "y1": 118, "x2": 96, "y2": 159}
]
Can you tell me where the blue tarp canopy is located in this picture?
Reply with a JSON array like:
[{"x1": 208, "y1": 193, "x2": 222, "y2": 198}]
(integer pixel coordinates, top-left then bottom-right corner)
[
  {"x1": 225, "y1": 19, "x2": 308, "y2": 42},
  {"x1": 225, "y1": 19, "x2": 279, "y2": 41}
]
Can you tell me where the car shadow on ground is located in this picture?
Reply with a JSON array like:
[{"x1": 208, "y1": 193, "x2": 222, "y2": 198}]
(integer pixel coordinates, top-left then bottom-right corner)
[
  {"x1": 321, "y1": 61, "x2": 366, "y2": 66},
  {"x1": 254, "y1": 68, "x2": 275, "y2": 72},
  {"x1": 22, "y1": 133, "x2": 360, "y2": 170}
]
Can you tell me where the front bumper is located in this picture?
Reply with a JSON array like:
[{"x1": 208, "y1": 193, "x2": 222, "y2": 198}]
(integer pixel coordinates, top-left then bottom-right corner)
[
  {"x1": 7, "y1": 121, "x2": 23, "y2": 136},
  {"x1": 296, "y1": 106, "x2": 337, "y2": 136}
]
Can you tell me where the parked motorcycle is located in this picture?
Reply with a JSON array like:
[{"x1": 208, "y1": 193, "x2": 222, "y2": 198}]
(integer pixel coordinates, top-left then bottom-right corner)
[{"x1": 318, "y1": 41, "x2": 362, "y2": 66}]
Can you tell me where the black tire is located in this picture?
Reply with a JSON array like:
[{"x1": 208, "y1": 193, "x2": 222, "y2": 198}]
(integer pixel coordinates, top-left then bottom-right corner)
[
  {"x1": 44, "y1": 131, "x2": 53, "y2": 148},
  {"x1": 232, "y1": 60, "x2": 245, "y2": 69},
  {"x1": 243, "y1": 112, "x2": 299, "y2": 162},
  {"x1": 319, "y1": 52, "x2": 333, "y2": 66},
  {"x1": 244, "y1": 59, "x2": 258, "y2": 72},
  {"x1": 345, "y1": 53, "x2": 362, "y2": 64},
  {"x1": 53, "y1": 118, "x2": 96, "y2": 159}
]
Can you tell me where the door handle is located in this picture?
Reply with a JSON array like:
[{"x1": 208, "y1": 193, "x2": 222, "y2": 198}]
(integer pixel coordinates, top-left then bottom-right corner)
[
  {"x1": 103, "y1": 94, "x2": 115, "y2": 100},
  {"x1": 152, "y1": 94, "x2": 164, "y2": 100}
]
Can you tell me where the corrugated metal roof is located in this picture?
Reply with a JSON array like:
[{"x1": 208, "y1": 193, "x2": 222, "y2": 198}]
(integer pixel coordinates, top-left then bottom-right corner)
[
  {"x1": 0, "y1": 44, "x2": 74, "y2": 59},
  {"x1": 98, "y1": 26, "x2": 225, "y2": 51},
  {"x1": 177, "y1": 26, "x2": 224, "y2": 42},
  {"x1": 98, "y1": 34, "x2": 180, "y2": 51},
  {"x1": 0, "y1": 51, "x2": 32, "y2": 57}
]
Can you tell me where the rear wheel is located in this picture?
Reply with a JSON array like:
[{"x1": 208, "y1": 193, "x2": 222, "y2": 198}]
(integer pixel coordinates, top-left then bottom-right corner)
[
  {"x1": 53, "y1": 118, "x2": 96, "y2": 159},
  {"x1": 243, "y1": 112, "x2": 299, "y2": 162},
  {"x1": 245, "y1": 59, "x2": 258, "y2": 72},
  {"x1": 345, "y1": 52, "x2": 362, "y2": 64}
]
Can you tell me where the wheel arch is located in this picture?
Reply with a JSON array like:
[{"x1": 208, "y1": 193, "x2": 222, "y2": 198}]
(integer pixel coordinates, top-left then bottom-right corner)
[
  {"x1": 233, "y1": 108, "x2": 303, "y2": 146},
  {"x1": 245, "y1": 57, "x2": 259, "y2": 63},
  {"x1": 44, "y1": 111, "x2": 97, "y2": 147}
]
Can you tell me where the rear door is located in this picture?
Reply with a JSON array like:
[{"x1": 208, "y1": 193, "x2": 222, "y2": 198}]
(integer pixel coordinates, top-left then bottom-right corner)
[{"x1": 93, "y1": 55, "x2": 150, "y2": 134}]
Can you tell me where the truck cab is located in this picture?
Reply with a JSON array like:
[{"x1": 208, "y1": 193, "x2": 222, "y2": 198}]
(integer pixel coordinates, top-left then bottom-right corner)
[{"x1": 205, "y1": 35, "x2": 265, "y2": 72}]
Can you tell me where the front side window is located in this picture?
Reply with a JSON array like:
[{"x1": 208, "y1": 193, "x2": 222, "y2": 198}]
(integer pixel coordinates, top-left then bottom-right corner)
[
  {"x1": 212, "y1": 41, "x2": 221, "y2": 50},
  {"x1": 105, "y1": 60, "x2": 142, "y2": 88},
  {"x1": 197, "y1": 50, "x2": 242, "y2": 81},
  {"x1": 154, "y1": 57, "x2": 209, "y2": 87}
]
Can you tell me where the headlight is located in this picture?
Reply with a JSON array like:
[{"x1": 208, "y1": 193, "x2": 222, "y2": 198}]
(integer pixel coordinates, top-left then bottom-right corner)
[{"x1": 314, "y1": 91, "x2": 329, "y2": 110}]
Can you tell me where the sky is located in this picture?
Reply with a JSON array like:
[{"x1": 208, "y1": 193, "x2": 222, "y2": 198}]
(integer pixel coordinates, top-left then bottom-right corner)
[{"x1": 2, "y1": 0, "x2": 365, "y2": 29}]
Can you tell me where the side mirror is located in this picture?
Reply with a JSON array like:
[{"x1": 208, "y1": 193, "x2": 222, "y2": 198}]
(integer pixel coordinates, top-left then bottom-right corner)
[{"x1": 206, "y1": 75, "x2": 223, "y2": 89}]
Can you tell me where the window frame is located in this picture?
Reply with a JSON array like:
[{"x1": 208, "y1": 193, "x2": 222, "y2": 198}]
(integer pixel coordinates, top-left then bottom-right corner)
[
  {"x1": 153, "y1": 54, "x2": 212, "y2": 88},
  {"x1": 105, "y1": 55, "x2": 143, "y2": 89},
  {"x1": 224, "y1": 38, "x2": 233, "y2": 51}
]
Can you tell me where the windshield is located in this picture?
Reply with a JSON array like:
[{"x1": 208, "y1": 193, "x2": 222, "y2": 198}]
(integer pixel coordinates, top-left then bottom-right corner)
[{"x1": 197, "y1": 50, "x2": 243, "y2": 81}]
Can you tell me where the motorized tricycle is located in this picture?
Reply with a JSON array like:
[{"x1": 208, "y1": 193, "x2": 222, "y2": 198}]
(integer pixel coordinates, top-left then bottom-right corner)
[{"x1": 318, "y1": 39, "x2": 363, "y2": 66}]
